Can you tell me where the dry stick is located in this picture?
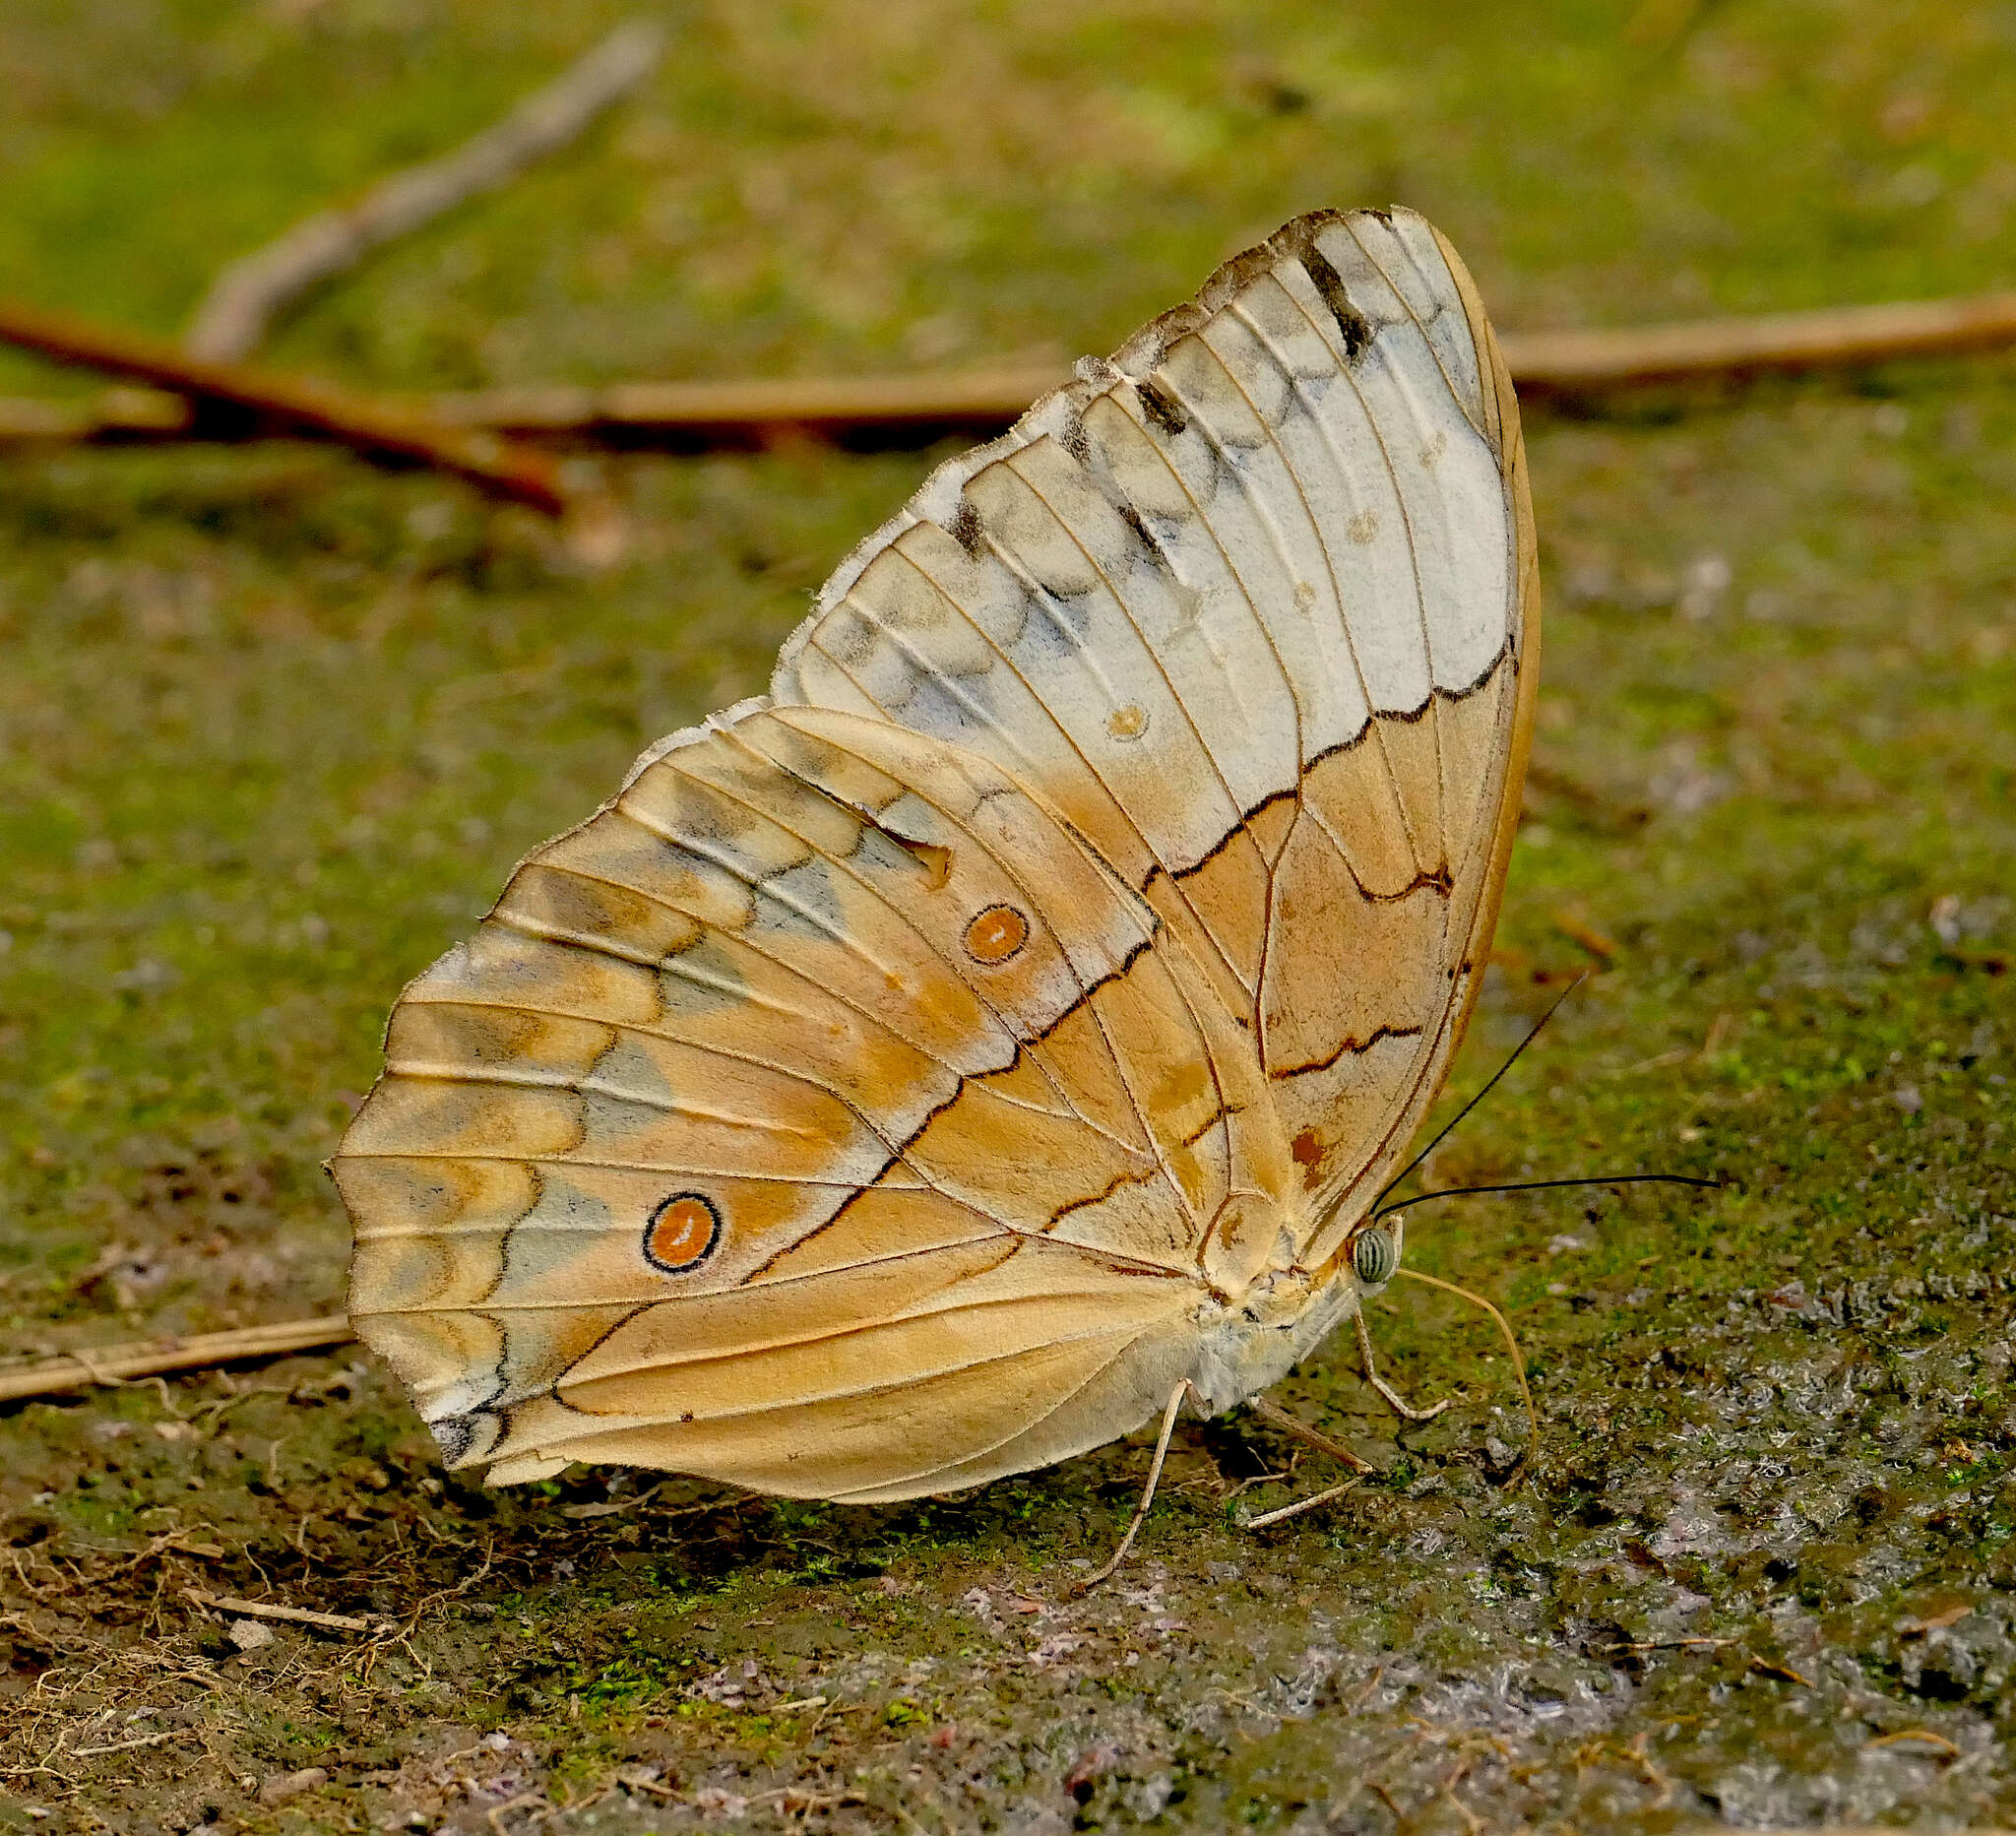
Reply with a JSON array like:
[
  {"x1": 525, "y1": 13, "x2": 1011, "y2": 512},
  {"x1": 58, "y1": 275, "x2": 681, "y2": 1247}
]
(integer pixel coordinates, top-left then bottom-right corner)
[
  {"x1": 1237, "y1": 1480, "x2": 1358, "y2": 1532},
  {"x1": 421, "y1": 289, "x2": 2016, "y2": 443},
  {"x1": 424, "y1": 367, "x2": 1078, "y2": 446},
  {"x1": 0, "y1": 388, "x2": 191, "y2": 442},
  {"x1": 8, "y1": 290, "x2": 2016, "y2": 460},
  {"x1": 1500, "y1": 290, "x2": 2016, "y2": 395},
  {"x1": 0, "y1": 1316, "x2": 356, "y2": 1405},
  {"x1": 185, "y1": 22, "x2": 664, "y2": 363},
  {"x1": 0, "y1": 299, "x2": 569, "y2": 514},
  {"x1": 183, "y1": 1589, "x2": 378, "y2": 1634}
]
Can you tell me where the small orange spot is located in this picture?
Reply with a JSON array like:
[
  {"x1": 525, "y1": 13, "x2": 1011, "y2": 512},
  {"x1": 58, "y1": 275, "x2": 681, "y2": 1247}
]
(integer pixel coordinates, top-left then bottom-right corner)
[
  {"x1": 645, "y1": 1193, "x2": 720, "y2": 1272},
  {"x1": 964, "y1": 904, "x2": 1029, "y2": 965},
  {"x1": 1292, "y1": 1128, "x2": 1324, "y2": 1189},
  {"x1": 1106, "y1": 703, "x2": 1148, "y2": 740}
]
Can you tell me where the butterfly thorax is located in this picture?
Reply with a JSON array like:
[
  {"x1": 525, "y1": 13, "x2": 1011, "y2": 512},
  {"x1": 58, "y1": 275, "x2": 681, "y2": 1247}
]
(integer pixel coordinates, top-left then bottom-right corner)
[{"x1": 1186, "y1": 1259, "x2": 1363, "y2": 1416}]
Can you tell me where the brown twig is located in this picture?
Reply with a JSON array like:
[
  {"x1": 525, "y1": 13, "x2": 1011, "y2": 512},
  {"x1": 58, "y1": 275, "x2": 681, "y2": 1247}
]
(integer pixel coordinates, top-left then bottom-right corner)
[
  {"x1": 0, "y1": 299, "x2": 568, "y2": 513},
  {"x1": 0, "y1": 387, "x2": 191, "y2": 442},
  {"x1": 1551, "y1": 908, "x2": 1620, "y2": 963},
  {"x1": 419, "y1": 289, "x2": 2016, "y2": 436},
  {"x1": 1500, "y1": 290, "x2": 2016, "y2": 394},
  {"x1": 1235, "y1": 1480, "x2": 1359, "y2": 1530},
  {"x1": 424, "y1": 367, "x2": 1073, "y2": 448},
  {"x1": 182, "y1": 1589, "x2": 379, "y2": 1635},
  {"x1": 1864, "y1": 1728, "x2": 1963, "y2": 1759},
  {"x1": 0, "y1": 1316, "x2": 356, "y2": 1404},
  {"x1": 185, "y1": 22, "x2": 664, "y2": 362}
]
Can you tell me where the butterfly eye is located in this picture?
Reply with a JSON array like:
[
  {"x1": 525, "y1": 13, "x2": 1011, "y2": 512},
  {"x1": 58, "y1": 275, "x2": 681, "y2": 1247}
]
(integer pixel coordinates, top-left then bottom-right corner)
[
  {"x1": 964, "y1": 904, "x2": 1030, "y2": 965},
  {"x1": 1352, "y1": 1228, "x2": 1398, "y2": 1287},
  {"x1": 644, "y1": 1192, "x2": 721, "y2": 1273}
]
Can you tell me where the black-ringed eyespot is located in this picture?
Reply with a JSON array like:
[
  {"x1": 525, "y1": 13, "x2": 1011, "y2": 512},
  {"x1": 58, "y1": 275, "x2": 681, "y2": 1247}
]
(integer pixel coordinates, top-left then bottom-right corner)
[
  {"x1": 644, "y1": 1191, "x2": 721, "y2": 1273},
  {"x1": 964, "y1": 904, "x2": 1030, "y2": 965}
]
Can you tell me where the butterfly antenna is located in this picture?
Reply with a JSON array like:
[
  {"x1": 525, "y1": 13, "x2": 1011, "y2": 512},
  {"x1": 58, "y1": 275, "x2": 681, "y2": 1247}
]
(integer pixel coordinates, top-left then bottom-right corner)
[
  {"x1": 1376, "y1": 1171, "x2": 1723, "y2": 1222},
  {"x1": 1374, "y1": 972, "x2": 1588, "y2": 1214},
  {"x1": 1393, "y1": 1267, "x2": 1538, "y2": 1463}
]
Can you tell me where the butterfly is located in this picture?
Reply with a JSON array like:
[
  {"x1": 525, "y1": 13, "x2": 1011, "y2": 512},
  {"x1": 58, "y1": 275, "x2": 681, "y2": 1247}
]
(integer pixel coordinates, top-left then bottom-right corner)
[{"x1": 333, "y1": 206, "x2": 1540, "y2": 1514}]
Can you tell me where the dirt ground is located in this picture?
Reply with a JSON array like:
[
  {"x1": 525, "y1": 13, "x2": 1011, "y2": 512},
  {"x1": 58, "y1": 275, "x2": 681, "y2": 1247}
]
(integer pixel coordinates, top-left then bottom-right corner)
[{"x1": 3, "y1": 3, "x2": 2015, "y2": 1830}]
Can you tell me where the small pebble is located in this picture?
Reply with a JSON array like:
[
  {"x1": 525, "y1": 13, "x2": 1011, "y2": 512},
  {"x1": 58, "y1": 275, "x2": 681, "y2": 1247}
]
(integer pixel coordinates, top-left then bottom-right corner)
[{"x1": 257, "y1": 1768, "x2": 327, "y2": 1807}]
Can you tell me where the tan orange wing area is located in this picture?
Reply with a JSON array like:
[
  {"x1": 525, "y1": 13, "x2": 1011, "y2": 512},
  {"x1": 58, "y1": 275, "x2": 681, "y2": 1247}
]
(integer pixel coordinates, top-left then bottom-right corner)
[
  {"x1": 337, "y1": 205, "x2": 1537, "y2": 1498},
  {"x1": 338, "y1": 704, "x2": 1262, "y2": 1493}
]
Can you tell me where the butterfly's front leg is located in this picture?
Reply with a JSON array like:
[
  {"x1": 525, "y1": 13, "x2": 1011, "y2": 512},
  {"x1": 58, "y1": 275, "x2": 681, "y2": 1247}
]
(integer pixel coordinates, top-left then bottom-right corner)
[
  {"x1": 1353, "y1": 1309, "x2": 1454, "y2": 1424},
  {"x1": 1243, "y1": 1392, "x2": 1377, "y2": 1473}
]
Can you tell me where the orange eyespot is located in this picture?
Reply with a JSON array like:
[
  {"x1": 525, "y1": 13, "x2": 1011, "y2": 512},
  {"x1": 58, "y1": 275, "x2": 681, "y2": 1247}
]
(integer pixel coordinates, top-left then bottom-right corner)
[
  {"x1": 644, "y1": 1192, "x2": 721, "y2": 1273},
  {"x1": 964, "y1": 904, "x2": 1030, "y2": 965}
]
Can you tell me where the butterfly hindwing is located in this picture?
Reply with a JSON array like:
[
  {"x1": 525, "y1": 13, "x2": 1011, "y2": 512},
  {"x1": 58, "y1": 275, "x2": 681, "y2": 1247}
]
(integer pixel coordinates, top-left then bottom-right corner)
[{"x1": 340, "y1": 703, "x2": 1256, "y2": 1493}]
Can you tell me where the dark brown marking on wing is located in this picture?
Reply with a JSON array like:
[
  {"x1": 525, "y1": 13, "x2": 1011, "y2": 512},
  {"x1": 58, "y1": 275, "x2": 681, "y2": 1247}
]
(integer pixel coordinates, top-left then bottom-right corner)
[
  {"x1": 948, "y1": 501, "x2": 986, "y2": 557},
  {"x1": 1135, "y1": 378, "x2": 1188, "y2": 436},
  {"x1": 1297, "y1": 247, "x2": 1372, "y2": 362},
  {"x1": 1113, "y1": 500, "x2": 1160, "y2": 557},
  {"x1": 1357, "y1": 865, "x2": 1454, "y2": 904},
  {"x1": 1269, "y1": 1022, "x2": 1425, "y2": 1081},
  {"x1": 1044, "y1": 1100, "x2": 1244, "y2": 1227},
  {"x1": 1056, "y1": 407, "x2": 1095, "y2": 469},
  {"x1": 1291, "y1": 1127, "x2": 1323, "y2": 1189}
]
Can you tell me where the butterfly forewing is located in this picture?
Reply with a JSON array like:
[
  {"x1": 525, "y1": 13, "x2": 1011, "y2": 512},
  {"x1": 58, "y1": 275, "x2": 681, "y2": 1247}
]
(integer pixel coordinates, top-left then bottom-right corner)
[
  {"x1": 336, "y1": 205, "x2": 1538, "y2": 1496},
  {"x1": 775, "y1": 206, "x2": 1535, "y2": 1264}
]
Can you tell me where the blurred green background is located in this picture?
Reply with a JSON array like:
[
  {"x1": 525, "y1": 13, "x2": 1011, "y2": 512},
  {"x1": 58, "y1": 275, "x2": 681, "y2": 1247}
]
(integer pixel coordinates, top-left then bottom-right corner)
[
  {"x1": 2, "y1": 4, "x2": 2013, "y2": 1830},
  {"x1": 5, "y1": 0, "x2": 2016, "y2": 386}
]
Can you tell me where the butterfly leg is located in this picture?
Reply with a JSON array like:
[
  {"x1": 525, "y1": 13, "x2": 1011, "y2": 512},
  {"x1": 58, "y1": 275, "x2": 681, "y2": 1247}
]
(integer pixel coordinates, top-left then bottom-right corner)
[
  {"x1": 1232, "y1": 1395, "x2": 1374, "y2": 1530},
  {"x1": 1354, "y1": 1310, "x2": 1453, "y2": 1424},
  {"x1": 1244, "y1": 1394, "x2": 1377, "y2": 1474},
  {"x1": 1077, "y1": 1379, "x2": 1197, "y2": 1591}
]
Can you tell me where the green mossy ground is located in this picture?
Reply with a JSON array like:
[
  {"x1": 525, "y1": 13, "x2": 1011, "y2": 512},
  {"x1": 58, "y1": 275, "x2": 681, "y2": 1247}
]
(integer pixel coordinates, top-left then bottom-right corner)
[{"x1": 3, "y1": 2, "x2": 2014, "y2": 1829}]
